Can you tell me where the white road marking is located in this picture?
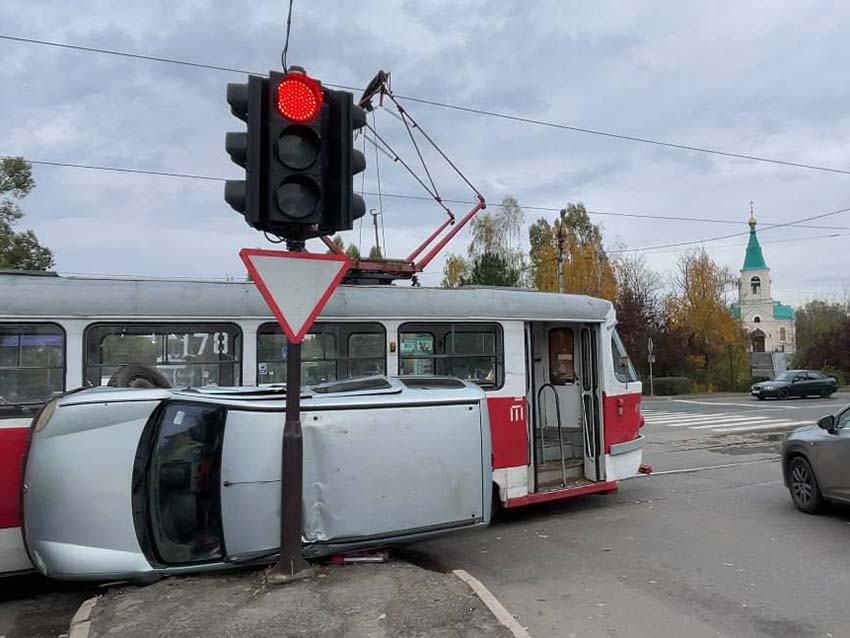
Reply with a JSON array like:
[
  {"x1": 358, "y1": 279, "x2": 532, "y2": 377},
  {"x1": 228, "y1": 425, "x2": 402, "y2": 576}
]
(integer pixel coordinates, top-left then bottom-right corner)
[
  {"x1": 669, "y1": 399, "x2": 806, "y2": 410},
  {"x1": 624, "y1": 458, "x2": 779, "y2": 478},
  {"x1": 645, "y1": 413, "x2": 728, "y2": 423},
  {"x1": 682, "y1": 417, "x2": 777, "y2": 429},
  {"x1": 710, "y1": 420, "x2": 812, "y2": 433},
  {"x1": 453, "y1": 569, "x2": 531, "y2": 638},
  {"x1": 652, "y1": 415, "x2": 769, "y2": 427}
]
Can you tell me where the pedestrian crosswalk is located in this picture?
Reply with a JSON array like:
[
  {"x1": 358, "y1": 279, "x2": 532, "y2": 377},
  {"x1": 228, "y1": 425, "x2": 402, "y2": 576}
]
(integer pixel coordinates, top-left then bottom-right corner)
[{"x1": 641, "y1": 409, "x2": 811, "y2": 434}]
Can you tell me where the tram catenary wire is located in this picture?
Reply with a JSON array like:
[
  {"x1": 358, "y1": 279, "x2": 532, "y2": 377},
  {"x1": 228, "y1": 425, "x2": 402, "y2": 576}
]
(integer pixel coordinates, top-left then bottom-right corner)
[{"x1": 2, "y1": 33, "x2": 850, "y2": 177}]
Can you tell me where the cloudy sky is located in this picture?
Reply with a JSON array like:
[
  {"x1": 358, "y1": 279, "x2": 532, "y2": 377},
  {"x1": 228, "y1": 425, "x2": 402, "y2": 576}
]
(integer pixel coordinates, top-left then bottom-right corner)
[{"x1": 2, "y1": 0, "x2": 849, "y2": 305}]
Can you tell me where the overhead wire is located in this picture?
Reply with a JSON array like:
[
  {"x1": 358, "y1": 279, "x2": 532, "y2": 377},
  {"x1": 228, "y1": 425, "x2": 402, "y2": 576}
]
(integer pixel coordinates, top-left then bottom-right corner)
[
  {"x1": 3, "y1": 33, "x2": 850, "y2": 177},
  {"x1": 280, "y1": 0, "x2": 294, "y2": 71},
  {"x1": 17, "y1": 159, "x2": 850, "y2": 239}
]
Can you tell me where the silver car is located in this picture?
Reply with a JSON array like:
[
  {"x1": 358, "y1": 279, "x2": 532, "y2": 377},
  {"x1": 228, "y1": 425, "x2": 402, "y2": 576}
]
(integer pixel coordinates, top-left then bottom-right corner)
[
  {"x1": 22, "y1": 377, "x2": 492, "y2": 581},
  {"x1": 782, "y1": 403, "x2": 850, "y2": 513}
]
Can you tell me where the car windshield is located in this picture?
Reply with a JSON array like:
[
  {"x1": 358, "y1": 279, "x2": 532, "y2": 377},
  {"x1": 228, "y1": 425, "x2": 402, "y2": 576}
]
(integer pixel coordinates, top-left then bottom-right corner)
[
  {"x1": 774, "y1": 372, "x2": 796, "y2": 381},
  {"x1": 148, "y1": 402, "x2": 225, "y2": 564}
]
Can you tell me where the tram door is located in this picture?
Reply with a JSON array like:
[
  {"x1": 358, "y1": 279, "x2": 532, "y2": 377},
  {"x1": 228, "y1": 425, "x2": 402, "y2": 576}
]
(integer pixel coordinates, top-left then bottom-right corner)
[{"x1": 528, "y1": 323, "x2": 601, "y2": 492}]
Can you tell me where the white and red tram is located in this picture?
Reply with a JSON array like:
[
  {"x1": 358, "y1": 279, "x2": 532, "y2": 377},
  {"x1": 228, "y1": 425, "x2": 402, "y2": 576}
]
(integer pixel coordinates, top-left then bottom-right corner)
[{"x1": 0, "y1": 271, "x2": 646, "y2": 574}]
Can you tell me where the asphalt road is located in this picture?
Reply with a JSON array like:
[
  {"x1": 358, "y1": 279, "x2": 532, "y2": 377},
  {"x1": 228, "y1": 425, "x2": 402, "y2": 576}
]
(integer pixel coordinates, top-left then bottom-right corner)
[
  {"x1": 414, "y1": 392, "x2": 850, "y2": 638},
  {"x1": 2, "y1": 392, "x2": 847, "y2": 637}
]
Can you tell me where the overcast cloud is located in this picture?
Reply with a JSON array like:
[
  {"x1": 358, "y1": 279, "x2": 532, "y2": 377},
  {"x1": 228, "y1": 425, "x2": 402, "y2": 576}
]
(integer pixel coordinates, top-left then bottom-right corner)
[{"x1": 2, "y1": 0, "x2": 849, "y2": 304}]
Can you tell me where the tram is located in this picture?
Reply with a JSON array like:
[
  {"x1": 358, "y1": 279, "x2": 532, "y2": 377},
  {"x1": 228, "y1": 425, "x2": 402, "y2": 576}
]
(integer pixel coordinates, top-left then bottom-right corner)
[{"x1": 0, "y1": 271, "x2": 646, "y2": 574}]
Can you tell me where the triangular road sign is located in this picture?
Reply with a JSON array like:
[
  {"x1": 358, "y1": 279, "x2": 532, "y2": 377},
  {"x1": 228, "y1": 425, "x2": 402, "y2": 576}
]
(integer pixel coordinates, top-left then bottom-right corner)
[{"x1": 240, "y1": 248, "x2": 350, "y2": 344}]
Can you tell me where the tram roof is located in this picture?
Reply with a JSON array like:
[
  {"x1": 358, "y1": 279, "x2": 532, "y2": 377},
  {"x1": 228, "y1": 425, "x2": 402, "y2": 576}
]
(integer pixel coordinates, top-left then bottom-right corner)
[{"x1": 0, "y1": 273, "x2": 613, "y2": 323}]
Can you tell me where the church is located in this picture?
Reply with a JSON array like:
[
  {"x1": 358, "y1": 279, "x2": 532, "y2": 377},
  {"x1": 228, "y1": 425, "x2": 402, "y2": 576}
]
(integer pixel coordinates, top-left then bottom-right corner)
[{"x1": 730, "y1": 206, "x2": 795, "y2": 375}]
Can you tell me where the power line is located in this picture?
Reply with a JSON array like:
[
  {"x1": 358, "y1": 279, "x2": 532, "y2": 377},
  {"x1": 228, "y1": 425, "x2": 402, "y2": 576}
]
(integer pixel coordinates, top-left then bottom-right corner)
[
  {"x1": 20, "y1": 159, "x2": 850, "y2": 235},
  {"x1": 3, "y1": 34, "x2": 850, "y2": 177},
  {"x1": 612, "y1": 205, "x2": 850, "y2": 254}
]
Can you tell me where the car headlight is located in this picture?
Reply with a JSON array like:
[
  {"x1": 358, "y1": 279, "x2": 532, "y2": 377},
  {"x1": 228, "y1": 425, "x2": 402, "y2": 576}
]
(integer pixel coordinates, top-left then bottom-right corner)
[{"x1": 32, "y1": 399, "x2": 58, "y2": 433}]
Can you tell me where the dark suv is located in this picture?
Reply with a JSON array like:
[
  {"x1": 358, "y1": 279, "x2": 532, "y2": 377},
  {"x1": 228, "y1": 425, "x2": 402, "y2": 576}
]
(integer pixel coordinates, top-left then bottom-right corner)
[{"x1": 751, "y1": 369, "x2": 837, "y2": 400}]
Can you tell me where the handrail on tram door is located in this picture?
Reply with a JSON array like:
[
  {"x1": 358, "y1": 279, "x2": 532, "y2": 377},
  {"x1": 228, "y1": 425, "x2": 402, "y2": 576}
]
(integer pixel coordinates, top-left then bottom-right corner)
[{"x1": 536, "y1": 382, "x2": 567, "y2": 487}]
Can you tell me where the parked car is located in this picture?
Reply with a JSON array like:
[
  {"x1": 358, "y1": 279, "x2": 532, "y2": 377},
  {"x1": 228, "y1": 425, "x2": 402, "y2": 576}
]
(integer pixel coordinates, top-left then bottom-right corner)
[
  {"x1": 22, "y1": 376, "x2": 493, "y2": 581},
  {"x1": 750, "y1": 370, "x2": 837, "y2": 400},
  {"x1": 782, "y1": 403, "x2": 850, "y2": 513}
]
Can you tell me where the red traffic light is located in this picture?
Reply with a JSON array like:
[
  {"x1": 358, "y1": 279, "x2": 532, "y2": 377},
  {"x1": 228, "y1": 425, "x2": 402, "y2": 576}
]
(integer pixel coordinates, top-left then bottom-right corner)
[{"x1": 277, "y1": 73, "x2": 323, "y2": 122}]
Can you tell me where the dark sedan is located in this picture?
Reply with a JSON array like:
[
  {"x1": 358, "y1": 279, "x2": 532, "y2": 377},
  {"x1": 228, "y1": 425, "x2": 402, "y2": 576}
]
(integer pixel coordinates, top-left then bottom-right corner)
[
  {"x1": 782, "y1": 404, "x2": 850, "y2": 513},
  {"x1": 751, "y1": 369, "x2": 837, "y2": 400}
]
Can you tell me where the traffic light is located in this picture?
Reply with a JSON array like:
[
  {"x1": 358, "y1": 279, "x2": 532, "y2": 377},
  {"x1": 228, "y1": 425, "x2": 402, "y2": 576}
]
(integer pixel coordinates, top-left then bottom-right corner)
[
  {"x1": 225, "y1": 68, "x2": 367, "y2": 240},
  {"x1": 224, "y1": 76, "x2": 264, "y2": 224},
  {"x1": 319, "y1": 89, "x2": 367, "y2": 233}
]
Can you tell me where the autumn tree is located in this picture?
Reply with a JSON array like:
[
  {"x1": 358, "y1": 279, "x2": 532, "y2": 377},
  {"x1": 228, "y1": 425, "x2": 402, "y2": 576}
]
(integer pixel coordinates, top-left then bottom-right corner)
[
  {"x1": 613, "y1": 253, "x2": 661, "y2": 376},
  {"x1": 794, "y1": 300, "x2": 848, "y2": 366},
  {"x1": 441, "y1": 195, "x2": 526, "y2": 288},
  {"x1": 666, "y1": 249, "x2": 748, "y2": 390},
  {"x1": 1, "y1": 157, "x2": 54, "y2": 270},
  {"x1": 529, "y1": 202, "x2": 616, "y2": 301},
  {"x1": 441, "y1": 253, "x2": 469, "y2": 288}
]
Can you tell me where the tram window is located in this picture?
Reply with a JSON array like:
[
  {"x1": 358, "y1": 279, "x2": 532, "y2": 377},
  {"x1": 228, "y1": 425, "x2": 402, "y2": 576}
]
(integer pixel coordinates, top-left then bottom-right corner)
[
  {"x1": 611, "y1": 330, "x2": 639, "y2": 383},
  {"x1": 398, "y1": 323, "x2": 504, "y2": 389},
  {"x1": 256, "y1": 322, "x2": 386, "y2": 386},
  {"x1": 0, "y1": 323, "x2": 65, "y2": 419},
  {"x1": 548, "y1": 328, "x2": 575, "y2": 385},
  {"x1": 85, "y1": 324, "x2": 242, "y2": 388}
]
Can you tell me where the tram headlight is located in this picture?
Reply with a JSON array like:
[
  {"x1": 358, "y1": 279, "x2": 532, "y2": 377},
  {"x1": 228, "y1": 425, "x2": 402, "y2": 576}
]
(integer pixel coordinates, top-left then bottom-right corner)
[{"x1": 32, "y1": 399, "x2": 58, "y2": 434}]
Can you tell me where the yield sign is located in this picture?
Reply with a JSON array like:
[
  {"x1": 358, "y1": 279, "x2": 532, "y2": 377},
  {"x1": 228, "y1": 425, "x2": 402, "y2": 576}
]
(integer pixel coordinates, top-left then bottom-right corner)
[{"x1": 240, "y1": 248, "x2": 350, "y2": 343}]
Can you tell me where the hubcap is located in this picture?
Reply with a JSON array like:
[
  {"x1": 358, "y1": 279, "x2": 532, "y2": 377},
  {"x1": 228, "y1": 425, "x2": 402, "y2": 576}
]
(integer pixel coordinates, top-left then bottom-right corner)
[{"x1": 791, "y1": 463, "x2": 813, "y2": 506}]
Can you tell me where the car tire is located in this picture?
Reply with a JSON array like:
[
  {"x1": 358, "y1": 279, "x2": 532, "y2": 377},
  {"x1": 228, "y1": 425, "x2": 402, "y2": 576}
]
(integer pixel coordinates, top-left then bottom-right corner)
[
  {"x1": 820, "y1": 388, "x2": 832, "y2": 398},
  {"x1": 778, "y1": 389, "x2": 789, "y2": 400},
  {"x1": 107, "y1": 364, "x2": 172, "y2": 389},
  {"x1": 757, "y1": 395, "x2": 765, "y2": 401},
  {"x1": 788, "y1": 456, "x2": 825, "y2": 514}
]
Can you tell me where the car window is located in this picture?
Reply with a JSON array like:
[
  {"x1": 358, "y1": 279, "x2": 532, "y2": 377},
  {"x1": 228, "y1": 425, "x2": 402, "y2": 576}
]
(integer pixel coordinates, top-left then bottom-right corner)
[
  {"x1": 775, "y1": 372, "x2": 794, "y2": 382},
  {"x1": 837, "y1": 410, "x2": 850, "y2": 430},
  {"x1": 149, "y1": 402, "x2": 225, "y2": 565}
]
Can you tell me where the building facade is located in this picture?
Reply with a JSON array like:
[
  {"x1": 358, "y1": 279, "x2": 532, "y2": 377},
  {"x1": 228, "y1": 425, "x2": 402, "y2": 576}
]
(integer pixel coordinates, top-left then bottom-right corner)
[{"x1": 730, "y1": 210, "x2": 795, "y2": 359}]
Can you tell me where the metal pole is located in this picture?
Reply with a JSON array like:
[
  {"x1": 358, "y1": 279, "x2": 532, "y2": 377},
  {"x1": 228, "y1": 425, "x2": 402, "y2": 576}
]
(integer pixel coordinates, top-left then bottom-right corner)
[
  {"x1": 269, "y1": 241, "x2": 311, "y2": 584},
  {"x1": 556, "y1": 224, "x2": 565, "y2": 294},
  {"x1": 649, "y1": 356, "x2": 654, "y2": 397}
]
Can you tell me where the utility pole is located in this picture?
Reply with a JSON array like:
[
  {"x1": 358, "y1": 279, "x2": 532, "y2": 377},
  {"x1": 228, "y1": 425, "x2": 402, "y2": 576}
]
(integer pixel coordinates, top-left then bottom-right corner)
[
  {"x1": 556, "y1": 212, "x2": 567, "y2": 294},
  {"x1": 647, "y1": 336, "x2": 655, "y2": 397},
  {"x1": 371, "y1": 208, "x2": 381, "y2": 257}
]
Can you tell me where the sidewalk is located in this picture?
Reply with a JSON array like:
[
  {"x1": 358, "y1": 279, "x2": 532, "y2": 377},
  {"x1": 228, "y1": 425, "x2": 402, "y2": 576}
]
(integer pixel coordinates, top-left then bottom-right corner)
[{"x1": 84, "y1": 561, "x2": 515, "y2": 638}]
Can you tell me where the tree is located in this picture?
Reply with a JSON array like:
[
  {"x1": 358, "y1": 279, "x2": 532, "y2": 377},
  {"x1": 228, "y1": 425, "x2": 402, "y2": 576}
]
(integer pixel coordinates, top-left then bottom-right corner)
[
  {"x1": 442, "y1": 195, "x2": 526, "y2": 288},
  {"x1": 462, "y1": 252, "x2": 522, "y2": 287},
  {"x1": 0, "y1": 157, "x2": 54, "y2": 270},
  {"x1": 326, "y1": 236, "x2": 345, "y2": 255},
  {"x1": 666, "y1": 249, "x2": 748, "y2": 390},
  {"x1": 368, "y1": 245, "x2": 383, "y2": 259},
  {"x1": 441, "y1": 253, "x2": 469, "y2": 288},
  {"x1": 345, "y1": 244, "x2": 361, "y2": 262},
  {"x1": 794, "y1": 300, "x2": 848, "y2": 366},
  {"x1": 528, "y1": 202, "x2": 616, "y2": 300},
  {"x1": 613, "y1": 253, "x2": 661, "y2": 376}
]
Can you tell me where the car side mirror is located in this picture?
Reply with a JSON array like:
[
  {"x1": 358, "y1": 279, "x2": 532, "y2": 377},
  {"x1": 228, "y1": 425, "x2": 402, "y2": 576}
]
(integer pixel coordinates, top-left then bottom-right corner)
[{"x1": 817, "y1": 414, "x2": 836, "y2": 433}]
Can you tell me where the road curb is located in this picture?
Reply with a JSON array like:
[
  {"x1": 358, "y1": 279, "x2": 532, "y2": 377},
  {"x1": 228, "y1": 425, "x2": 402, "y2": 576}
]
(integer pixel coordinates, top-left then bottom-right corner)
[
  {"x1": 453, "y1": 569, "x2": 531, "y2": 638},
  {"x1": 68, "y1": 594, "x2": 98, "y2": 638}
]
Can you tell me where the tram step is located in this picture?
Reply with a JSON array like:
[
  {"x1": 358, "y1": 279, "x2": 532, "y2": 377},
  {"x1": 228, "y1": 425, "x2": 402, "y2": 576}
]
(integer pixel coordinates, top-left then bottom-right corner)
[{"x1": 536, "y1": 459, "x2": 584, "y2": 485}]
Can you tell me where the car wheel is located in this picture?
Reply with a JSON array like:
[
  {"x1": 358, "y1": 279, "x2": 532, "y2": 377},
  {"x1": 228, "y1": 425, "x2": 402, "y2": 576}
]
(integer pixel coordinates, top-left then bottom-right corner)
[
  {"x1": 757, "y1": 395, "x2": 765, "y2": 401},
  {"x1": 107, "y1": 364, "x2": 172, "y2": 389},
  {"x1": 820, "y1": 388, "x2": 832, "y2": 398},
  {"x1": 788, "y1": 456, "x2": 825, "y2": 514},
  {"x1": 778, "y1": 388, "x2": 789, "y2": 400}
]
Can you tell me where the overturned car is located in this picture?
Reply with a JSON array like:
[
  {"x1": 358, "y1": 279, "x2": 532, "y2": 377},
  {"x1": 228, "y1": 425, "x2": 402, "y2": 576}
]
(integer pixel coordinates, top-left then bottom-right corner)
[{"x1": 22, "y1": 376, "x2": 492, "y2": 581}]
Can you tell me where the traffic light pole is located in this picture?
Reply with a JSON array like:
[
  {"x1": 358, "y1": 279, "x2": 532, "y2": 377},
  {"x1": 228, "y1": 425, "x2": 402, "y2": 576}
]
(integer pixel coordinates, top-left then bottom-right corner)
[{"x1": 269, "y1": 240, "x2": 312, "y2": 584}]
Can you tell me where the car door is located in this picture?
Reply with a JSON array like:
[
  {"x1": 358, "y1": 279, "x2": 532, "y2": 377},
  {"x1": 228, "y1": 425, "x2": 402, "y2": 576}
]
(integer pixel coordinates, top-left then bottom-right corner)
[
  {"x1": 813, "y1": 408, "x2": 850, "y2": 501},
  {"x1": 790, "y1": 373, "x2": 809, "y2": 397}
]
